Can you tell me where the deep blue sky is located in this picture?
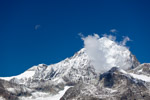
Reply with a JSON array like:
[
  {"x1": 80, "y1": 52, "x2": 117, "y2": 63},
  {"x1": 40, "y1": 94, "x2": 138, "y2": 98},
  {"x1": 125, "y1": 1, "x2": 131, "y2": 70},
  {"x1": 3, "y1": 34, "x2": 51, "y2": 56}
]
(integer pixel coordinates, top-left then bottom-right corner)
[{"x1": 1, "y1": 0, "x2": 150, "y2": 76}]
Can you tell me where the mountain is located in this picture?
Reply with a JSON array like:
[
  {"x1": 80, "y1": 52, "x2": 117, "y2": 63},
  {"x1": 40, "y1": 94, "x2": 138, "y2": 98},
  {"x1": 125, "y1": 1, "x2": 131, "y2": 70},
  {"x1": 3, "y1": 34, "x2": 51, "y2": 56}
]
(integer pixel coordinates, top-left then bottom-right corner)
[{"x1": 0, "y1": 37, "x2": 144, "y2": 100}]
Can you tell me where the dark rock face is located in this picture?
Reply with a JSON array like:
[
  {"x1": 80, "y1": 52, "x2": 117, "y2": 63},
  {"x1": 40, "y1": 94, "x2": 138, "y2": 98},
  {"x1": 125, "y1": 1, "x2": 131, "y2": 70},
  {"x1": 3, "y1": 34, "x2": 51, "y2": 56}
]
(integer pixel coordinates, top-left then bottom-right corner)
[
  {"x1": 130, "y1": 55, "x2": 140, "y2": 69},
  {"x1": 61, "y1": 67, "x2": 150, "y2": 100}
]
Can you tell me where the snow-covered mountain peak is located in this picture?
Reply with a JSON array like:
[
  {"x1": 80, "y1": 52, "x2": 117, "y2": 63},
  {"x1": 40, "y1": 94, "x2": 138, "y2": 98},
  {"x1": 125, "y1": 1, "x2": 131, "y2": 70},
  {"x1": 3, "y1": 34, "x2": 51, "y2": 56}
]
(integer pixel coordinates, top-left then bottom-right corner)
[
  {"x1": 0, "y1": 36, "x2": 140, "y2": 86},
  {"x1": 0, "y1": 36, "x2": 143, "y2": 100}
]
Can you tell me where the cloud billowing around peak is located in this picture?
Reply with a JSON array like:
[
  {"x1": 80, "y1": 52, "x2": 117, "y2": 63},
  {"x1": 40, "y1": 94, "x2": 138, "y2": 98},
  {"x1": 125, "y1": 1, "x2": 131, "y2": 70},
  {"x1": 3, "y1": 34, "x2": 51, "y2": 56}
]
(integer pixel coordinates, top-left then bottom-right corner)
[{"x1": 81, "y1": 34, "x2": 132, "y2": 73}]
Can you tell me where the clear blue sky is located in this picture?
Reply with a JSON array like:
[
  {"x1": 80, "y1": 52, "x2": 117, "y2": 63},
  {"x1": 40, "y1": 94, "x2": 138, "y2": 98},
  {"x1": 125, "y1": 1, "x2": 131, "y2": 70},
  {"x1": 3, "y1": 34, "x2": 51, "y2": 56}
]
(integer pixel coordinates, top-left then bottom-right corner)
[{"x1": 1, "y1": 0, "x2": 150, "y2": 76}]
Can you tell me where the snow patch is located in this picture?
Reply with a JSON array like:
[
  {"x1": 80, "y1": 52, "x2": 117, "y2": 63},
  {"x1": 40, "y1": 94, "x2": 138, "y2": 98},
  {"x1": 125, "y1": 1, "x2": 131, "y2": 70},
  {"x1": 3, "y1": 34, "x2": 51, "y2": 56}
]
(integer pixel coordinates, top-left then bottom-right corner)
[
  {"x1": 7, "y1": 88, "x2": 15, "y2": 93},
  {"x1": 129, "y1": 73, "x2": 150, "y2": 82},
  {"x1": 120, "y1": 69, "x2": 127, "y2": 74},
  {"x1": 105, "y1": 88, "x2": 117, "y2": 93},
  {"x1": 138, "y1": 69, "x2": 143, "y2": 72}
]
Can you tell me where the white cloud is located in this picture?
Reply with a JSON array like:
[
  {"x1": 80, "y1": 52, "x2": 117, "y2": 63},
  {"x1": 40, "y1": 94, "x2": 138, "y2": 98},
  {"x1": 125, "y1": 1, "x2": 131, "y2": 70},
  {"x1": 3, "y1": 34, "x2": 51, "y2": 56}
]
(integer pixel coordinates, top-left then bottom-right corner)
[
  {"x1": 120, "y1": 36, "x2": 130, "y2": 46},
  {"x1": 110, "y1": 29, "x2": 117, "y2": 33},
  {"x1": 81, "y1": 34, "x2": 132, "y2": 73},
  {"x1": 103, "y1": 34, "x2": 116, "y2": 41},
  {"x1": 82, "y1": 35, "x2": 110, "y2": 72},
  {"x1": 78, "y1": 33, "x2": 84, "y2": 38},
  {"x1": 35, "y1": 24, "x2": 41, "y2": 30}
]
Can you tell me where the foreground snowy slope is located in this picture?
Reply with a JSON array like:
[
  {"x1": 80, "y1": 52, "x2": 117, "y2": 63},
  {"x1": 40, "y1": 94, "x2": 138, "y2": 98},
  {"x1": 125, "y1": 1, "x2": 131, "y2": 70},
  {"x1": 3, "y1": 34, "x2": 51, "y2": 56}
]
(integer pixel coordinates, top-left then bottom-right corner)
[{"x1": 0, "y1": 36, "x2": 141, "y2": 100}]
